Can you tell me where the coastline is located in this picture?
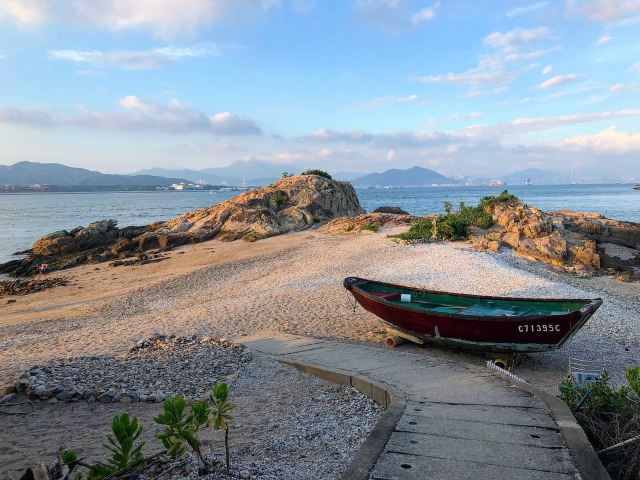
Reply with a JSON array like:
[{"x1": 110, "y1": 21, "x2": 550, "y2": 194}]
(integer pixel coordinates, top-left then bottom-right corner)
[{"x1": 2, "y1": 227, "x2": 638, "y2": 393}]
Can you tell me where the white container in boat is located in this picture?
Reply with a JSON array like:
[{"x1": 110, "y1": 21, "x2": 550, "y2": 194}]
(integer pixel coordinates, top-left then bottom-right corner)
[{"x1": 400, "y1": 293, "x2": 412, "y2": 303}]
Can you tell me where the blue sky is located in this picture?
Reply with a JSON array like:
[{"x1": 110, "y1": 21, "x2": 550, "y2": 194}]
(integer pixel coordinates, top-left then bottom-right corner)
[{"x1": 1, "y1": 0, "x2": 639, "y2": 181}]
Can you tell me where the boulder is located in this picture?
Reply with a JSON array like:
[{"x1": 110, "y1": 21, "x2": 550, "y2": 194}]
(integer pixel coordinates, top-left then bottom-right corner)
[
  {"x1": 373, "y1": 206, "x2": 410, "y2": 215},
  {"x1": 163, "y1": 175, "x2": 364, "y2": 242}
]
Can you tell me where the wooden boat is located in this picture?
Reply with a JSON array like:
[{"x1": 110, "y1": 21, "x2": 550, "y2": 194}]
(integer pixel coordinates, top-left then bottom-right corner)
[{"x1": 344, "y1": 277, "x2": 602, "y2": 353}]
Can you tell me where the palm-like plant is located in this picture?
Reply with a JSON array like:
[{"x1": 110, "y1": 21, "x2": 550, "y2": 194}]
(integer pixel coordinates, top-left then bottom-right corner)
[{"x1": 209, "y1": 383, "x2": 236, "y2": 472}]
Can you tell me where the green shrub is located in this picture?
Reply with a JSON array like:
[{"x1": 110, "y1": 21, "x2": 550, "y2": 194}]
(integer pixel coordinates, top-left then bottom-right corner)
[
  {"x1": 395, "y1": 218, "x2": 433, "y2": 241},
  {"x1": 300, "y1": 169, "x2": 332, "y2": 179},
  {"x1": 560, "y1": 370, "x2": 635, "y2": 413},
  {"x1": 457, "y1": 202, "x2": 493, "y2": 229},
  {"x1": 435, "y1": 213, "x2": 469, "y2": 240},
  {"x1": 360, "y1": 223, "x2": 379, "y2": 233},
  {"x1": 479, "y1": 190, "x2": 519, "y2": 210}
]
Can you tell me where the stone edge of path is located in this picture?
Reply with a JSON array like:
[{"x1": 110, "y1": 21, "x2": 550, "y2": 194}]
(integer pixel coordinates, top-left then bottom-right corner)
[
  {"x1": 278, "y1": 358, "x2": 406, "y2": 480},
  {"x1": 281, "y1": 356, "x2": 611, "y2": 480}
]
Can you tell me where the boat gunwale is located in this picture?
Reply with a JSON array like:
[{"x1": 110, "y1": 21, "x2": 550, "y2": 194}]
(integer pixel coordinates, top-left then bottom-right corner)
[{"x1": 347, "y1": 277, "x2": 603, "y2": 324}]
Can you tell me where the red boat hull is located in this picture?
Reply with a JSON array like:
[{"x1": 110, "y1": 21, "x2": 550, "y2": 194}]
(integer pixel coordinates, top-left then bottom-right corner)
[{"x1": 346, "y1": 278, "x2": 602, "y2": 353}]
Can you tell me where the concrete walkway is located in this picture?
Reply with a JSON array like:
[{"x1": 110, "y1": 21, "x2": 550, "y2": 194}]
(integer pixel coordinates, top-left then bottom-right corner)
[{"x1": 240, "y1": 332, "x2": 598, "y2": 480}]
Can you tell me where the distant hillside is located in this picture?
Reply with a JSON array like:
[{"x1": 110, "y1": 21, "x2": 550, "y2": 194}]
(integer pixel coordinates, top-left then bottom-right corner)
[
  {"x1": 0, "y1": 161, "x2": 188, "y2": 187},
  {"x1": 501, "y1": 169, "x2": 570, "y2": 185},
  {"x1": 136, "y1": 161, "x2": 296, "y2": 186},
  {"x1": 351, "y1": 166, "x2": 459, "y2": 187}
]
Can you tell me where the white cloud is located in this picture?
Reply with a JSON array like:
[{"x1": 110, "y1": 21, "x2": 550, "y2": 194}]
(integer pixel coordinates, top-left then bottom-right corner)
[
  {"x1": 596, "y1": 34, "x2": 614, "y2": 45},
  {"x1": 538, "y1": 73, "x2": 579, "y2": 89},
  {"x1": 348, "y1": 94, "x2": 420, "y2": 110},
  {"x1": 610, "y1": 82, "x2": 640, "y2": 93},
  {"x1": 542, "y1": 64, "x2": 553, "y2": 75},
  {"x1": 483, "y1": 27, "x2": 555, "y2": 52},
  {"x1": 567, "y1": 0, "x2": 640, "y2": 22},
  {"x1": 560, "y1": 126, "x2": 640, "y2": 152},
  {"x1": 630, "y1": 61, "x2": 640, "y2": 73},
  {"x1": 0, "y1": 96, "x2": 262, "y2": 135},
  {"x1": 506, "y1": 109, "x2": 640, "y2": 133},
  {"x1": 411, "y1": 2, "x2": 439, "y2": 25},
  {"x1": 49, "y1": 44, "x2": 219, "y2": 70},
  {"x1": 460, "y1": 87, "x2": 508, "y2": 98},
  {"x1": 506, "y1": 1, "x2": 548, "y2": 18},
  {"x1": 0, "y1": 0, "x2": 280, "y2": 38}
]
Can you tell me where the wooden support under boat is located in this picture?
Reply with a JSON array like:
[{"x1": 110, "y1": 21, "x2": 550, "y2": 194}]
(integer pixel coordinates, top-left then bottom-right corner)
[{"x1": 384, "y1": 330, "x2": 424, "y2": 349}]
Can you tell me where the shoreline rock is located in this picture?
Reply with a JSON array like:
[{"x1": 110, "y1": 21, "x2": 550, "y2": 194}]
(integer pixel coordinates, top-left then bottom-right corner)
[
  {"x1": 470, "y1": 201, "x2": 640, "y2": 280},
  {"x1": 0, "y1": 175, "x2": 364, "y2": 277}
]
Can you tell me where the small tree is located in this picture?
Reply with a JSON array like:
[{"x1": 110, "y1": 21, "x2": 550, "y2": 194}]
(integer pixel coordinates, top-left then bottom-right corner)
[
  {"x1": 209, "y1": 383, "x2": 236, "y2": 472},
  {"x1": 281, "y1": 171, "x2": 293, "y2": 178}
]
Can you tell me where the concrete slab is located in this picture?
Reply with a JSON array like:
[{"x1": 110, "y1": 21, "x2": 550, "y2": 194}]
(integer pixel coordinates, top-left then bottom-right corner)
[
  {"x1": 397, "y1": 413, "x2": 564, "y2": 447},
  {"x1": 384, "y1": 431, "x2": 576, "y2": 474},
  {"x1": 371, "y1": 452, "x2": 578, "y2": 480},
  {"x1": 240, "y1": 336, "x2": 329, "y2": 355},
  {"x1": 405, "y1": 401, "x2": 556, "y2": 428},
  {"x1": 290, "y1": 346, "x2": 400, "y2": 372}
]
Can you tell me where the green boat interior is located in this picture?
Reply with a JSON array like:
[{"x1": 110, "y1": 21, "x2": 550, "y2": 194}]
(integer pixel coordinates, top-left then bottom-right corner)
[{"x1": 361, "y1": 282, "x2": 587, "y2": 317}]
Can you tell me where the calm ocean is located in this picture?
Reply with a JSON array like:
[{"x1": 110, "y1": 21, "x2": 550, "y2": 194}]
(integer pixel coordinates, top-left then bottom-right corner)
[{"x1": 1, "y1": 184, "x2": 638, "y2": 263}]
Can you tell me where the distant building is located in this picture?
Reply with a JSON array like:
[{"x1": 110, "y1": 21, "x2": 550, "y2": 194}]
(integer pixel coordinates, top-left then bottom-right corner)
[
  {"x1": 170, "y1": 183, "x2": 185, "y2": 190},
  {"x1": 488, "y1": 179, "x2": 506, "y2": 187}
]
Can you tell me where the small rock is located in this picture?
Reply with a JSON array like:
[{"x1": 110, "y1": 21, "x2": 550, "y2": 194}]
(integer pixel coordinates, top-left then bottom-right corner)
[
  {"x1": 34, "y1": 385, "x2": 53, "y2": 399},
  {"x1": 97, "y1": 393, "x2": 113, "y2": 403}
]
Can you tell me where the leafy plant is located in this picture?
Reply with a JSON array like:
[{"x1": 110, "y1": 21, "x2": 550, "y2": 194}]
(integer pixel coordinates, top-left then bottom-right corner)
[
  {"x1": 625, "y1": 366, "x2": 640, "y2": 396},
  {"x1": 210, "y1": 383, "x2": 236, "y2": 472},
  {"x1": 87, "y1": 414, "x2": 145, "y2": 479},
  {"x1": 443, "y1": 201, "x2": 453, "y2": 214},
  {"x1": 300, "y1": 169, "x2": 332, "y2": 179},
  {"x1": 360, "y1": 223, "x2": 379, "y2": 233},
  {"x1": 155, "y1": 395, "x2": 211, "y2": 471},
  {"x1": 281, "y1": 171, "x2": 293, "y2": 178}
]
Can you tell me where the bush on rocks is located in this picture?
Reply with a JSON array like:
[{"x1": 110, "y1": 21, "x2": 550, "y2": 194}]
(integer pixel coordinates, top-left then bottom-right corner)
[{"x1": 559, "y1": 366, "x2": 640, "y2": 480}]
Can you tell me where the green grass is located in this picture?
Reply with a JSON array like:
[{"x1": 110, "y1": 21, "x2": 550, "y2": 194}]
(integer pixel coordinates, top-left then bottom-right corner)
[{"x1": 360, "y1": 223, "x2": 379, "y2": 233}]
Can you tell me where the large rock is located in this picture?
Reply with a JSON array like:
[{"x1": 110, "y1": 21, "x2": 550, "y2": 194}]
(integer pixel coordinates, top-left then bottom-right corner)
[
  {"x1": 161, "y1": 175, "x2": 364, "y2": 242},
  {"x1": 32, "y1": 220, "x2": 119, "y2": 256},
  {"x1": 471, "y1": 201, "x2": 640, "y2": 279}
]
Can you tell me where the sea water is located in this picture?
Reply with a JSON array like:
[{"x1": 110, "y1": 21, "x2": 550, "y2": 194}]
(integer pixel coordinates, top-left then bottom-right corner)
[{"x1": 1, "y1": 184, "x2": 638, "y2": 263}]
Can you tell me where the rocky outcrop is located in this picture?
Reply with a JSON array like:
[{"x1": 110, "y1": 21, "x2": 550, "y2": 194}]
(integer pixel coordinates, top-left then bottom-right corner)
[
  {"x1": 319, "y1": 212, "x2": 416, "y2": 234},
  {"x1": 373, "y1": 206, "x2": 410, "y2": 215},
  {"x1": 159, "y1": 174, "x2": 364, "y2": 242},
  {"x1": 0, "y1": 175, "x2": 364, "y2": 276},
  {"x1": 471, "y1": 201, "x2": 640, "y2": 280}
]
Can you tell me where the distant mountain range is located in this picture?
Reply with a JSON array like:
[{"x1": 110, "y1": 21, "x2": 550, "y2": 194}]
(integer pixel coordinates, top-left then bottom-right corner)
[
  {"x1": 135, "y1": 161, "x2": 289, "y2": 186},
  {"x1": 351, "y1": 166, "x2": 459, "y2": 187},
  {"x1": 500, "y1": 168, "x2": 571, "y2": 185},
  {"x1": 0, "y1": 161, "x2": 188, "y2": 187}
]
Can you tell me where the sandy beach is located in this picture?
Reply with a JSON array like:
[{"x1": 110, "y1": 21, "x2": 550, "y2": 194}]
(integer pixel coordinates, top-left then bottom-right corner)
[{"x1": 2, "y1": 227, "x2": 638, "y2": 391}]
